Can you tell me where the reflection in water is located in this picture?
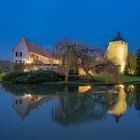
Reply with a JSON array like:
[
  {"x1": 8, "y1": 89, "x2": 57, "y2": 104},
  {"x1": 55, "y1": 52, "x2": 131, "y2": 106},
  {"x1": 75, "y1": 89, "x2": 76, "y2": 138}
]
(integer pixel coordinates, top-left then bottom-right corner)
[
  {"x1": 52, "y1": 86, "x2": 120, "y2": 126},
  {"x1": 13, "y1": 94, "x2": 57, "y2": 119},
  {"x1": 2, "y1": 83, "x2": 140, "y2": 126},
  {"x1": 78, "y1": 85, "x2": 92, "y2": 93},
  {"x1": 108, "y1": 85, "x2": 127, "y2": 122},
  {"x1": 126, "y1": 85, "x2": 136, "y2": 107},
  {"x1": 127, "y1": 85, "x2": 136, "y2": 94}
]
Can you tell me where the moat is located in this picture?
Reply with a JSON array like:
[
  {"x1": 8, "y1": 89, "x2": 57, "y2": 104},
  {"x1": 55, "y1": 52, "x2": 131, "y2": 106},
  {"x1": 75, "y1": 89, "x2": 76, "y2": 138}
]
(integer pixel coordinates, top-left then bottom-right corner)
[{"x1": 0, "y1": 83, "x2": 140, "y2": 140}]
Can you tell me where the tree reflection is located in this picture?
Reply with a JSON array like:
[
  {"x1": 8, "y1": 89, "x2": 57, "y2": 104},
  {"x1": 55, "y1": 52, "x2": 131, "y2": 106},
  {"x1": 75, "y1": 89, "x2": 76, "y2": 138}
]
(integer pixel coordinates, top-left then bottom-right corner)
[
  {"x1": 124, "y1": 84, "x2": 140, "y2": 112},
  {"x1": 125, "y1": 84, "x2": 136, "y2": 107},
  {"x1": 134, "y1": 84, "x2": 140, "y2": 110},
  {"x1": 52, "y1": 86, "x2": 119, "y2": 126},
  {"x1": 2, "y1": 83, "x2": 140, "y2": 123}
]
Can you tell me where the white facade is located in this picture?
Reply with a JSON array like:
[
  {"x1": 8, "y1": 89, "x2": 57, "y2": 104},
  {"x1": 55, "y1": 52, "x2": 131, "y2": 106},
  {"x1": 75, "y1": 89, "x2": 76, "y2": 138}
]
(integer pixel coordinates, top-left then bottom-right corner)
[{"x1": 13, "y1": 38, "x2": 29, "y2": 64}]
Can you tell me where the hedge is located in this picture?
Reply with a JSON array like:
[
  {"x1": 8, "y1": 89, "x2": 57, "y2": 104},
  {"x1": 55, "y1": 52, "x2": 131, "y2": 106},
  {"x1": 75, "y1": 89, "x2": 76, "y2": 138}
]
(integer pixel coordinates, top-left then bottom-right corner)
[{"x1": 2, "y1": 70, "x2": 64, "y2": 84}]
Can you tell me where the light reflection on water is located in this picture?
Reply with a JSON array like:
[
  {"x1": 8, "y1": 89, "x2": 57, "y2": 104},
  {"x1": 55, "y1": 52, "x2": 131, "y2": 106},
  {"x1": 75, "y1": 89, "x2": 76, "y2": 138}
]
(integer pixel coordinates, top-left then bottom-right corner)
[{"x1": 0, "y1": 83, "x2": 140, "y2": 140}]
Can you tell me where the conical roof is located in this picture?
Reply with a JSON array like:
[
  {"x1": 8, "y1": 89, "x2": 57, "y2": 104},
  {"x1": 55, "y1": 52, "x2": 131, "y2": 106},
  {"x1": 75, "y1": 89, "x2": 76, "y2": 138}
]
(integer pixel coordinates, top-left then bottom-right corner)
[{"x1": 112, "y1": 32, "x2": 126, "y2": 42}]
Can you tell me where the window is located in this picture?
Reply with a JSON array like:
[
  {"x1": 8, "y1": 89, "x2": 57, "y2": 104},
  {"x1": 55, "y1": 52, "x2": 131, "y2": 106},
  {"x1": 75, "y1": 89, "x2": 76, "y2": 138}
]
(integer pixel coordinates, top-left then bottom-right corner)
[
  {"x1": 16, "y1": 52, "x2": 18, "y2": 56},
  {"x1": 20, "y1": 100, "x2": 22, "y2": 104},
  {"x1": 15, "y1": 100, "x2": 18, "y2": 105},
  {"x1": 20, "y1": 52, "x2": 22, "y2": 57},
  {"x1": 15, "y1": 52, "x2": 22, "y2": 57}
]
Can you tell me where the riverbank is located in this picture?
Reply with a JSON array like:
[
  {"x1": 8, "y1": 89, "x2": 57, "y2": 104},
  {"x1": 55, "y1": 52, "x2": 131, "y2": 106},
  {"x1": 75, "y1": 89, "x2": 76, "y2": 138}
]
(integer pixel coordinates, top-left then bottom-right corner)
[
  {"x1": 1, "y1": 72, "x2": 140, "y2": 86},
  {"x1": 0, "y1": 70, "x2": 140, "y2": 85}
]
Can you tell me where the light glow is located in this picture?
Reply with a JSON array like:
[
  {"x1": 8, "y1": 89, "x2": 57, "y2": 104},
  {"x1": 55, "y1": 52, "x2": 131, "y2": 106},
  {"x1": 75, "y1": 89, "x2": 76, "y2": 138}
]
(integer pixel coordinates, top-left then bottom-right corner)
[
  {"x1": 107, "y1": 41, "x2": 128, "y2": 74},
  {"x1": 108, "y1": 85, "x2": 127, "y2": 116},
  {"x1": 78, "y1": 85, "x2": 92, "y2": 93}
]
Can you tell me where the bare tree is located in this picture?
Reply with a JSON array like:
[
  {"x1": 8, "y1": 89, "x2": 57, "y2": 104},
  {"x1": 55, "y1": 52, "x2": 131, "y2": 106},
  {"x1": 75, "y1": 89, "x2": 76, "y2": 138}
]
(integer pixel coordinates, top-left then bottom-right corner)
[
  {"x1": 53, "y1": 39, "x2": 77, "y2": 82},
  {"x1": 0, "y1": 60, "x2": 13, "y2": 72},
  {"x1": 72, "y1": 43, "x2": 104, "y2": 79},
  {"x1": 53, "y1": 39, "x2": 104, "y2": 81}
]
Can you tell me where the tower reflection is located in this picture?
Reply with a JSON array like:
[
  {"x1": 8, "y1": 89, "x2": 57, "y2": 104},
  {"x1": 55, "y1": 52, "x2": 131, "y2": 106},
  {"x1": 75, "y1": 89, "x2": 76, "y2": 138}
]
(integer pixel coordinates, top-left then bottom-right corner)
[
  {"x1": 108, "y1": 85, "x2": 127, "y2": 123},
  {"x1": 2, "y1": 83, "x2": 140, "y2": 125}
]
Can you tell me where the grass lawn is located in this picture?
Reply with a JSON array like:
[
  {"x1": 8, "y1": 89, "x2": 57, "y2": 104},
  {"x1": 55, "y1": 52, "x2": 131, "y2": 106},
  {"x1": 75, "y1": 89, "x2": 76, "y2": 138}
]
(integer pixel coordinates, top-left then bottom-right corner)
[
  {"x1": 94, "y1": 74, "x2": 140, "y2": 83},
  {"x1": 94, "y1": 74, "x2": 115, "y2": 83},
  {"x1": 122, "y1": 75, "x2": 140, "y2": 83}
]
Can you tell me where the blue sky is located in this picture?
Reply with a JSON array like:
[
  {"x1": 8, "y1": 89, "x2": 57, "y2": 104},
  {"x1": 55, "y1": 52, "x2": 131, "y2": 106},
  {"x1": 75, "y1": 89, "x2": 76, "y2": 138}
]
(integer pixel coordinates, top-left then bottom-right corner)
[{"x1": 0, "y1": 0, "x2": 140, "y2": 59}]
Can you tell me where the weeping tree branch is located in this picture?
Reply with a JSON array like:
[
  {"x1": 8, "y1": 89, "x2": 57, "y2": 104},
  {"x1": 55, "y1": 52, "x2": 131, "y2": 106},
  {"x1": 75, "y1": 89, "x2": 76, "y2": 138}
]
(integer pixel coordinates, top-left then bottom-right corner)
[{"x1": 53, "y1": 39, "x2": 104, "y2": 81}]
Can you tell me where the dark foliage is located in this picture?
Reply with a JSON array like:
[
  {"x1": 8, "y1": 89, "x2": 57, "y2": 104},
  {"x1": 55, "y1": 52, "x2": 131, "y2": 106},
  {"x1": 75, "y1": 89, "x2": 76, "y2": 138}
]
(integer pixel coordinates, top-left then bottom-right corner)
[
  {"x1": 136, "y1": 49, "x2": 140, "y2": 75},
  {"x1": 3, "y1": 70, "x2": 64, "y2": 84}
]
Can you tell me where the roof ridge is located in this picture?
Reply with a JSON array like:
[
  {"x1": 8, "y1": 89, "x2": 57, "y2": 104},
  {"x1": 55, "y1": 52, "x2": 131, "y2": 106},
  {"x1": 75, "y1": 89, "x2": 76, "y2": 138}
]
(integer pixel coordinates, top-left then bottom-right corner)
[{"x1": 21, "y1": 37, "x2": 52, "y2": 58}]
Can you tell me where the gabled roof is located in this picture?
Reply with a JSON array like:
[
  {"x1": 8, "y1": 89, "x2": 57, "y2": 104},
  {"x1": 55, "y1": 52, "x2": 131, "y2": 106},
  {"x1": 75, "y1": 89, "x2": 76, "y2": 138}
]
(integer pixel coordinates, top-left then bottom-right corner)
[
  {"x1": 23, "y1": 37, "x2": 53, "y2": 58},
  {"x1": 112, "y1": 32, "x2": 126, "y2": 42}
]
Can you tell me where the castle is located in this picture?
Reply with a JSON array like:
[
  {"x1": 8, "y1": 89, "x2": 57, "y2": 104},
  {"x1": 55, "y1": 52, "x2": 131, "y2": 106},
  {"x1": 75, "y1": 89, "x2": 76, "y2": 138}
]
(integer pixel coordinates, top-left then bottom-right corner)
[
  {"x1": 106, "y1": 32, "x2": 128, "y2": 73},
  {"x1": 12, "y1": 33, "x2": 128, "y2": 74}
]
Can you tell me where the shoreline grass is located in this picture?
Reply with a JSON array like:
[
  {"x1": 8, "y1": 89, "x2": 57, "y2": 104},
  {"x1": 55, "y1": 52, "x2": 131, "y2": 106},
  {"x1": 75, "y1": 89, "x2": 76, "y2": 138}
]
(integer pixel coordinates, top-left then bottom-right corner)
[
  {"x1": 122, "y1": 75, "x2": 140, "y2": 83},
  {"x1": 1, "y1": 72, "x2": 140, "y2": 85}
]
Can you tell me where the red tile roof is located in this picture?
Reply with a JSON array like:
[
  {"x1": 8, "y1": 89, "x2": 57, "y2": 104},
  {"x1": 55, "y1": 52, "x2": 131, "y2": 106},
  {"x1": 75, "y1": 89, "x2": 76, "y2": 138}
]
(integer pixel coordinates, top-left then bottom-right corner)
[{"x1": 23, "y1": 38, "x2": 53, "y2": 58}]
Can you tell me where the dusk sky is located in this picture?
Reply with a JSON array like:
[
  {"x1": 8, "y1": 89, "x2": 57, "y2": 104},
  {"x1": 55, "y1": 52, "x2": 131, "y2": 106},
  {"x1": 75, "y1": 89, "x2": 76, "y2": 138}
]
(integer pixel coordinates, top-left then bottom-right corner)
[{"x1": 0, "y1": 0, "x2": 140, "y2": 59}]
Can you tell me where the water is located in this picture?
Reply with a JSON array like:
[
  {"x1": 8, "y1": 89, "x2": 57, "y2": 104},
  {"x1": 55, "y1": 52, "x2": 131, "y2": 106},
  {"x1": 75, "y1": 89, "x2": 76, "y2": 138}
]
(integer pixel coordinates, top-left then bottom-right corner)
[{"x1": 0, "y1": 83, "x2": 140, "y2": 140}]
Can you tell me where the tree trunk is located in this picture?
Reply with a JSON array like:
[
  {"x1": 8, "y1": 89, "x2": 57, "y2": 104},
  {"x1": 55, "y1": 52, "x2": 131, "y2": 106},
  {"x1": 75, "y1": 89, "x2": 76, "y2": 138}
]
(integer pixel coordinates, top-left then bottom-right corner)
[
  {"x1": 65, "y1": 72, "x2": 68, "y2": 82},
  {"x1": 84, "y1": 69, "x2": 94, "y2": 81}
]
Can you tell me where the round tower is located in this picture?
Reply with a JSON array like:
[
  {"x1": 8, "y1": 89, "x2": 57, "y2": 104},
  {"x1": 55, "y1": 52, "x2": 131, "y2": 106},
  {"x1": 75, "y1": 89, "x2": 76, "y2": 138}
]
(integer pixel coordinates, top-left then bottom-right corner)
[{"x1": 106, "y1": 32, "x2": 128, "y2": 74}]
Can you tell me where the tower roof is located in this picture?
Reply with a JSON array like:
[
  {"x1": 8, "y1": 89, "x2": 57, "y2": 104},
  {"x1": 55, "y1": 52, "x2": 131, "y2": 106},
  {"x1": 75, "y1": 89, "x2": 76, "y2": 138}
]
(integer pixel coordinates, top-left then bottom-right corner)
[{"x1": 112, "y1": 32, "x2": 126, "y2": 42}]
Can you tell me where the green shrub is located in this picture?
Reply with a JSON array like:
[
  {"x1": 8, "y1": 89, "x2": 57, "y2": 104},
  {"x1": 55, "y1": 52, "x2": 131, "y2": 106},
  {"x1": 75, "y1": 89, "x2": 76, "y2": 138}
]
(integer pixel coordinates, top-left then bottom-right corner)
[
  {"x1": 3, "y1": 71, "x2": 28, "y2": 83},
  {"x1": 125, "y1": 54, "x2": 137, "y2": 76},
  {"x1": 24, "y1": 70, "x2": 63, "y2": 84},
  {"x1": 2, "y1": 70, "x2": 64, "y2": 84},
  {"x1": 0, "y1": 72, "x2": 5, "y2": 82}
]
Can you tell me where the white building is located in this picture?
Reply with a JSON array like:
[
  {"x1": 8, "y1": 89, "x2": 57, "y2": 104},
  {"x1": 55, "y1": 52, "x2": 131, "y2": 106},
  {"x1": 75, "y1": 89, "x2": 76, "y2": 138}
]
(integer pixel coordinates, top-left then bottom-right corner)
[
  {"x1": 13, "y1": 37, "x2": 60, "y2": 65},
  {"x1": 12, "y1": 94, "x2": 57, "y2": 119}
]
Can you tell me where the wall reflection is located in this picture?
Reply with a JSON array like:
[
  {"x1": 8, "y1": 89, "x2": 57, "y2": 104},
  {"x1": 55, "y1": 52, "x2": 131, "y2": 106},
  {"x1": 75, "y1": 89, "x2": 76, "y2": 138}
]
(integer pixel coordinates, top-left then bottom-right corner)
[
  {"x1": 108, "y1": 85, "x2": 127, "y2": 122},
  {"x1": 2, "y1": 83, "x2": 140, "y2": 125}
]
